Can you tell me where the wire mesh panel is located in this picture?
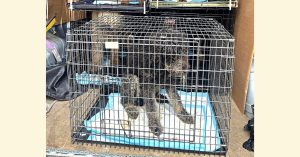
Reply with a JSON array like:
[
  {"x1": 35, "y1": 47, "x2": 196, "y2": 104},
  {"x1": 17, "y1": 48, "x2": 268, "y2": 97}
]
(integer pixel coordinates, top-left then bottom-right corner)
[
  {"x1": 67, "y1": 15, "x2": 234, "y2": 155},
  {"x1": 69, "y1": 0, "x2": 150, "y2": 13},
  {"x1": 150, "y1": 0, "x2": 238, "y2": 9},
  {"x1": 151, "y1": 8, "x2": 236, "y2": 34}
]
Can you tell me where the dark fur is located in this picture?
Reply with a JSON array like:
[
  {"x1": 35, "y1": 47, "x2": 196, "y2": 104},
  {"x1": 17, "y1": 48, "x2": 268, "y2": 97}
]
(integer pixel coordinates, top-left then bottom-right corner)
[{"x1": 120, "y1": 28, "x2": 194, "y2": 136}]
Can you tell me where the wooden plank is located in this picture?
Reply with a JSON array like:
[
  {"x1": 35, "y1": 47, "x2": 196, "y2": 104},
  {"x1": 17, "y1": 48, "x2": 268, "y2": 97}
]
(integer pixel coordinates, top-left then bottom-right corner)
[
  {"x1": 47, "y1": 0, "x2": 86, "y2": 25},
  {"x1": 231, "y1": 0, "x2": 254, "y2": 113}
]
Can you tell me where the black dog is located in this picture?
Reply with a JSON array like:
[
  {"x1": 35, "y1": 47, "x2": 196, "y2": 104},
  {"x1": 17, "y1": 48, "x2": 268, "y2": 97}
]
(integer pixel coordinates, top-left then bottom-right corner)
[{"x1": 120, "y1": 28, "x2": 194, "y2": 136}]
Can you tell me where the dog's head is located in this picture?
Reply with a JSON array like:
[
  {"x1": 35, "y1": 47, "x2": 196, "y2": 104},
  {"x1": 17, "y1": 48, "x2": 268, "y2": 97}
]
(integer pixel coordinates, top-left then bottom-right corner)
[
  {"x1": 157, "y1": 32, "x2": 189, "y2": 77},
  {"x1": 164, "y1": 48, "x2": 189, "y2": 77}
]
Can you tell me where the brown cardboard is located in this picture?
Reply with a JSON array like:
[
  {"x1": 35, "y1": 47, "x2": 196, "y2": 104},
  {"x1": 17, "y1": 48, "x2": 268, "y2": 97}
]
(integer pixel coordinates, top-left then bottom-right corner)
[
  {"x1": 232, "y1": 0, "x2": 254, "y2": 113},
  {"x1": 47, "y1": 0, "x2": 86, "y2": 25}
]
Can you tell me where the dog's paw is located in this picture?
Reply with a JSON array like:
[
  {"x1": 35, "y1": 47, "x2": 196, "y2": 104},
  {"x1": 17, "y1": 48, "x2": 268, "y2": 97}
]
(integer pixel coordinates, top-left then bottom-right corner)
[
  {"x1": 149, "y1": 125, "x2": 163, "y2": 137},
  {"x1": 148, "y1": 119, "x2": 164, "y2": 136},
  {"x1": 125, "y1": 105, "x2": 139, "y2": 119},
  {"x1": 178, "y1": 114, "x2": 194, "y2": 124},
  {"x1": 151, "y1": 127, "x2": 163, "y2": 137}
]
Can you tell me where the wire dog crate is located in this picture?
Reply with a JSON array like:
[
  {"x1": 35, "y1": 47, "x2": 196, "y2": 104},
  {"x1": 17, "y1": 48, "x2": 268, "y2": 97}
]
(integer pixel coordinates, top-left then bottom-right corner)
[{"x1": 67, "y1": 15, "x2": 234, "y2": 155}]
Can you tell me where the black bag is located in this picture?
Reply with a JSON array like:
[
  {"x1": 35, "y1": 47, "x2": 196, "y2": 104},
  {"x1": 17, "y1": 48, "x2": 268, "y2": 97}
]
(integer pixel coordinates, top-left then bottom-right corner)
[
  {"x1": 46, "y1": 63, "x2": 85, "y2": 101},
  {"x1": 243, "y1": 104, "x2": 254, "y2": 152},
  {"x1": 46, "y1": 32, "x2": 66, "y2": 69}
]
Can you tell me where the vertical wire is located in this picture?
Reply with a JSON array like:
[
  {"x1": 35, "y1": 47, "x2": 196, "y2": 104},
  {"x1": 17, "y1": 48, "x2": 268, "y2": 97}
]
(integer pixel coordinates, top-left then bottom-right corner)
[
  {"x1": 201, "y1": 37, "x2": 207, "y2": 152},
  {"x1": 194, "y1": 39, "x2": 201, "y2": 151},
  {"x1": 46, "y1": 0, "x2": 48, "y2": 20},
  {"x1": 218, "y1": 38, "x2": 224, "y2": 151},
  {"x1": 138, "y1": 35, "x2": 142, "y2": 146}
]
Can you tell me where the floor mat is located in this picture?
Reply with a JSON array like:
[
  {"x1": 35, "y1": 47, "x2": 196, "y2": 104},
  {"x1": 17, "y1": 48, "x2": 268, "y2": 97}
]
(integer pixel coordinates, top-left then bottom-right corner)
[{"x1": 83, "y1": 90, "x2": 221, "y2": 152}]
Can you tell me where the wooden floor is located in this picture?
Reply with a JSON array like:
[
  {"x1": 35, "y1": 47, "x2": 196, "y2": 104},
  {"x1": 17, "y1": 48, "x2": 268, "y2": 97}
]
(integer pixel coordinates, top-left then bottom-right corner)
[{"x1": 46, "y1": 96, "x2": 254, "y2": 157}]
